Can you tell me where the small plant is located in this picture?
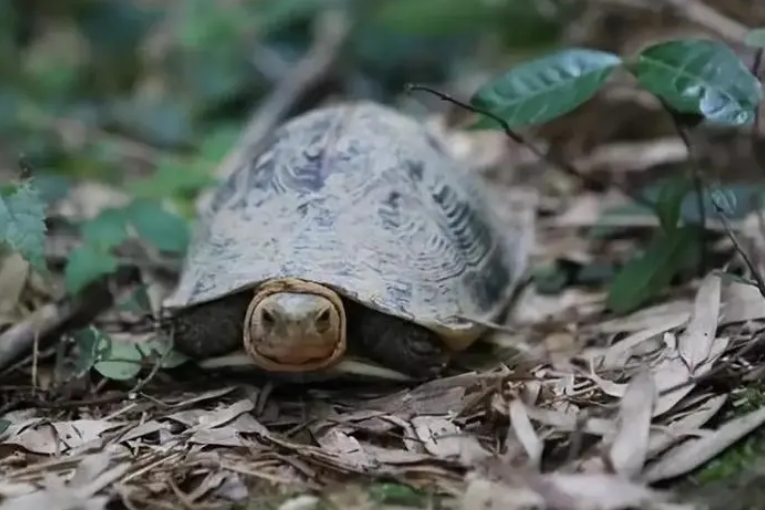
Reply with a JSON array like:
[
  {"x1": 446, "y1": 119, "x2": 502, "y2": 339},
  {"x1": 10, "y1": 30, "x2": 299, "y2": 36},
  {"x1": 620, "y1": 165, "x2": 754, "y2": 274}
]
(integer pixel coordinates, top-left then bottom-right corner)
[{"x1": 411, "y1": 33, "x2": 765, "y2": 314}]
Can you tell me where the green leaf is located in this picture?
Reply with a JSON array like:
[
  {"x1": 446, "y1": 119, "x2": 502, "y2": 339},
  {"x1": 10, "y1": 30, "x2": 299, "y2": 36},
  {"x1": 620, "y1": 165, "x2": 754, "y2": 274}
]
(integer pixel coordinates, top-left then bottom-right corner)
[
  {"x1": 73, "y1": 326, "x2": 144, "y2": 381},
  {"x1": 142, "y1": 333, "x2": 190, "y2": 368},
  {"x1": 630, "y1": 39, "x2": 763, "y2": 126},
  {"x1": 117, "y1": 285, "x2": 153, "y2": 314},
  {"x1": 369, "y1": 483, "x2": 426, "y2": 507},
  {"x1": 745, "y1": 28, "x2": 765, "y2": 48},
  {"x1": 607, "y1": 227, "x2": 699, "y2": 314},
  {"x1": 470, "y1": 48, "x2": 622, "y2": 128},
  {"x1": 0, "y1": 180, "x2": 47, "y2": 271},
  {"x1": 128, "y1": 156, "x2": 217, "y2": 200},
  {"x1": 81, "y1": 208, "x2": 129, "y2": 250},
  {"x1": 126, "y1": 198, "x2": 190, "y2": 254},
  {"x1": 73, "y1": 327, "x2": 113, "y2": 375},
  {"x1": 65, "y1": 244, "x2": 119, "y2": 294},
  {"x1": 94, "y1": 339, "x2": 144, "y2": 381},
  {"x1": 655, "y1": 176, "x2": 693, "y2": 231}
]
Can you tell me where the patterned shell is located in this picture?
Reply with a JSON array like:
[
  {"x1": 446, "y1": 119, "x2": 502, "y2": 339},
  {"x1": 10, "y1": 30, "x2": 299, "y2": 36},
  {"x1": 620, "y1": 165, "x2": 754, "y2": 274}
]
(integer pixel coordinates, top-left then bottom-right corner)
[{"x1": 164, "y1": 101, "x2": 524, "y2": 348}]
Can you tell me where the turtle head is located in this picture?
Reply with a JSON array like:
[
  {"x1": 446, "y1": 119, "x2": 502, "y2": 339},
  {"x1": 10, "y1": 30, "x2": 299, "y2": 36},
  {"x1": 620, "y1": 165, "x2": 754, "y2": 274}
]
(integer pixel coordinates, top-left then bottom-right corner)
[{"x1": 243, "y1": 279, "x2": 347, "y2": 372}]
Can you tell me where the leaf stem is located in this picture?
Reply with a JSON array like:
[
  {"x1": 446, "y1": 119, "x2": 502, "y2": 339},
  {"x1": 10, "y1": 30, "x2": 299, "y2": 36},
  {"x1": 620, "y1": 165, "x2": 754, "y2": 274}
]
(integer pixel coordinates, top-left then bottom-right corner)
[
  {"x1": 659, "y1": 102, "x2": 765, "y2": 300},
  {"x1": 405, "y1": 83, "x2": 658, "y2": 211},
  {"x1": 663, "y1": 106, "x2": 708, "y2": 275}
]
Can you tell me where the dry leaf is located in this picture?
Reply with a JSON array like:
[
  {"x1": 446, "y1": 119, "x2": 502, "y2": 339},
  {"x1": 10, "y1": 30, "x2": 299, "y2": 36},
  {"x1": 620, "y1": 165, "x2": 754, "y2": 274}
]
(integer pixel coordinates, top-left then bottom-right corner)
[
  {"x1": 606, "y1": 370, "x2": 655, "y2": 478},
  {"x1": 643, "y1": 405, "x2": 765, "y2": 483}
]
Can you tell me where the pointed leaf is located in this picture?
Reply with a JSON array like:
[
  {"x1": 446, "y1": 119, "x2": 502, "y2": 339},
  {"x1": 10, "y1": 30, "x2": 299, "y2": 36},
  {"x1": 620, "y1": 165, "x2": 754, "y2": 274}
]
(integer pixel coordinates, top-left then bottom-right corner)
[
  {"x1": 0, "y1": 180, "x2": 48, "y2": 271},
  {"x1": 655, "y1": 176, "x2": 692, "y2": 232},
  {"x1": 80, "y1": 207, "x2": 129, "y2": 250},
  {"x1": 470, "y1": 48, "x2": 622, "y2": 128},
  {"x1": 608, "y1": 227, "x2": 699, "y2": 314},
  {"x1": 94, "y1": 339, "x2": 143, "y2": 381},
  {"x1": 631, "y1": 39, "x2": 762, "y2": 126},
  {"x1": 126, "y1": 198, "x2": 190, "y2": 254}
]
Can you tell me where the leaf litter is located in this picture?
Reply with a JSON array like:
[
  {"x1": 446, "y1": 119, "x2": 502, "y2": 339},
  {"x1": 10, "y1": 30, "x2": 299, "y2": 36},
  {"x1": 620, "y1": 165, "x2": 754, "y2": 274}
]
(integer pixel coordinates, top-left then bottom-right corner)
[{"x1": 3, "y1": 122, "x2": 765, "y2": 510}]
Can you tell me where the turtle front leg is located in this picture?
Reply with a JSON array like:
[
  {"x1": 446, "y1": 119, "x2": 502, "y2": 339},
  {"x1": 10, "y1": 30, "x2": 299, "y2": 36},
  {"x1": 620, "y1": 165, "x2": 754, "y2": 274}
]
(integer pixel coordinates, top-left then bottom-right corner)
[
  {"x1": 345, "y1": 301, "x2": 449, "y2": 379},
  {"x1": 170, "y1": 292, "x2": 251, "y2": 359}
]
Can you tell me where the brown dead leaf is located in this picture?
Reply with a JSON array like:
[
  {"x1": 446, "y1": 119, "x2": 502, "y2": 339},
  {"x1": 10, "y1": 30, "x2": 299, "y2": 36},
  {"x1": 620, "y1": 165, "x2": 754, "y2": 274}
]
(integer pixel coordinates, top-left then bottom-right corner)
[
  {"x1": 313, "y1": 427, "x2": 377, "y2": 471},
  {"x1": 0, "y1": 253, "x2": 29, "y2": 324},
  {"x1": 720, "y1": 279, "x2": 765, "y2": 324},
  {"x1": 0, "y1": 452, "x2": 129, "y2": 510},
  {"x1": 646, "y1": 394, "x2": 727, "y2": 458},
  {"x1": 462, "y1": 471, "x2": 672, "y2": 510},
  {"x1": 507, "y1": 397, "x2": 543, "y2": 469},
  {"x1": 595, "y1": 301, "x2": 692, "y2": 335},
  {"x1": 643, "y1": 404, "x2": 765, "y2": 483},
  {"x1": 677, "y1": 274, "x2": 721, "y2": 372},
  {"x1": 411, "y1": 416, "x2": 489, "y2": 464},
  {"x1": 606, "y1": 370, "x2": 655, "y2": 479},
  {"x1": 3, "y1": 419, "x2": 121, "y2": 455}
]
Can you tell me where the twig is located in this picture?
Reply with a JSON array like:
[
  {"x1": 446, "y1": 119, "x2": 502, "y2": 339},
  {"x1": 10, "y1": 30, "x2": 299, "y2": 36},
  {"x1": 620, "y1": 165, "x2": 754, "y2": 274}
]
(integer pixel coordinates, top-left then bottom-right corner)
[
  {"x1": 750, "y1": 48, "x2": 765, "y2": 173},
  {"x1": 665, "y1": 108, "x2": 709, "y2": 274},
  {"x1": 714, "y1": 201, "x2": 765, "y2": 298},
  {"x1": 0, "y1": 269, "x2": 134, "y2": 373},
  {"x1": 658, "y1": 104, "x2": 765, "y2": 298},
  {"x1": 657, "y1": 326, "x2": 765, "y2": 396},
  {"x1": 195, "y1": 9, "x2": 351, "y2": 216},
  {"x1": 405, "y1": 83, "x2": 659, "y2": 212}
]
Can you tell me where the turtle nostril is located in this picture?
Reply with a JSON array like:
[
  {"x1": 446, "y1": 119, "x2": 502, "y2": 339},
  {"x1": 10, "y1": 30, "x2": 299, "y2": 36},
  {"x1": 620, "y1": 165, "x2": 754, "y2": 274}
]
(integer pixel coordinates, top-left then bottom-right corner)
[
  {"x1": 315, "y1": 308, "x2": 332, "y2": 332},
  {"x1": 261, "y1": 309, "x2": 275, "y2": 326}
]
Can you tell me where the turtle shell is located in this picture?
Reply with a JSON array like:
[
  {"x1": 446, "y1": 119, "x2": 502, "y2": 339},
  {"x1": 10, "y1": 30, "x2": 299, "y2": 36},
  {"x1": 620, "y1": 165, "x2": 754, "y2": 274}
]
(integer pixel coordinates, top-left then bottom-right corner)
[{"x1": 164, "y1": 101, "x2": 527, "y2": 351}]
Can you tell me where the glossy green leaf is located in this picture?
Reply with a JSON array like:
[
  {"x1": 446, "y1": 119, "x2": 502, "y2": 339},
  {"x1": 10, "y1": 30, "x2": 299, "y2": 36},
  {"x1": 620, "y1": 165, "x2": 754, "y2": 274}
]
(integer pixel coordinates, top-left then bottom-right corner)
[
  {"x1": 470, "y1": 48, "x2": 622, "y2": 128},
  {"x1": 0, "y1": 180, "x2": 48, "y2": 271},
  {"x1": 631, "y1": 39, "x2": 762, "y2": 126},
  {"x1": 744, "y1": 28, "x2": 765, "y2": 48},
  {"x1": 65, "y1": 244, "x2": 119, "y2": 294},
  {"x1": 126, "y1": 198, "x2": 190, "y2": 254},
  {"x1": 608, "y1": 227, "x2": 699, "y2": 314},
  {"x1": 655, "y1": 176, "x2": 693, "y2": 231}
]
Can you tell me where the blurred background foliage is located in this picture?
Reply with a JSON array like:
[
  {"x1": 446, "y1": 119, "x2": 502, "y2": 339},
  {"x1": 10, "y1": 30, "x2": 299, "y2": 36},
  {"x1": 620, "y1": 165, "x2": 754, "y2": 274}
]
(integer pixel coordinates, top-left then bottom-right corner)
[
  {"x1": 2, "y1": 0, "x2": 764, "y2": 295},
  {"x1": 0, "y1": 0, "x2": 577, "y2": 199}
]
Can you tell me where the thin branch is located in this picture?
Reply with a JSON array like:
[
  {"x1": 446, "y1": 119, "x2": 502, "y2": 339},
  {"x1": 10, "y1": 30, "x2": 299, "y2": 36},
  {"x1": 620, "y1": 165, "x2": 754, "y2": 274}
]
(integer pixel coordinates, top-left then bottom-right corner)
[
  {"x1": 750, "y1": 48, "x2": 764, "y2": 173},
  {"x1": 659, "y1": 103, "x2": 765, "y2": 300},
  {"x1": 714, "y1": 206, "x2": 765, "y2": 299},
  {"x1": 405, "y1": 83, "x2": 659, "y2": 211},
  {"x1": 195, "y1": 9, "x2": 351, "y2": 216},
  {"x1": 664, "y1": 107, "x2": 708, "y2": 274}
]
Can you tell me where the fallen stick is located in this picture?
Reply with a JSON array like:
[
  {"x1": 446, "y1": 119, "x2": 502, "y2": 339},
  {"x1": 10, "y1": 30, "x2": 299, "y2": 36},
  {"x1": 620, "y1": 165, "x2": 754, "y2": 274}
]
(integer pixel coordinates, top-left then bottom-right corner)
[{"x1": 195, "y1": 9, "x2": 351, "y2": 215}]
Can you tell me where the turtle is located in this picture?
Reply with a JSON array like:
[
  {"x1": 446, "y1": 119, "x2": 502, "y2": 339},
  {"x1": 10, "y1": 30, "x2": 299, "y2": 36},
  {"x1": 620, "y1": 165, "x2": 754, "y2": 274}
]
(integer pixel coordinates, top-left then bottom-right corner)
[{"x1": 163, "y1": 101, "x2": 530, "y2": 380}]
